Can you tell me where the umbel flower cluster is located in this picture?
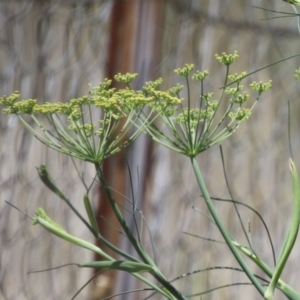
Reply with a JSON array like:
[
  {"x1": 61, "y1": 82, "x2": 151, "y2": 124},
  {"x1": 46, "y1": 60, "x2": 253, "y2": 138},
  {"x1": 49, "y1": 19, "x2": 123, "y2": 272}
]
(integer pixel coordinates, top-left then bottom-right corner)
[{"x1": 0, "y1": 52, "x2": 272, "y2": 162}]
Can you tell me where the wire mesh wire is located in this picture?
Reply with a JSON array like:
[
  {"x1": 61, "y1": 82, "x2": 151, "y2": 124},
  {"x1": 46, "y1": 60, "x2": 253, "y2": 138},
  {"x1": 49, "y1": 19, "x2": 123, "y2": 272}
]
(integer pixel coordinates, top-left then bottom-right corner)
[{"x1": 1, "y1": 0, "x2": 300, "y2": 299}]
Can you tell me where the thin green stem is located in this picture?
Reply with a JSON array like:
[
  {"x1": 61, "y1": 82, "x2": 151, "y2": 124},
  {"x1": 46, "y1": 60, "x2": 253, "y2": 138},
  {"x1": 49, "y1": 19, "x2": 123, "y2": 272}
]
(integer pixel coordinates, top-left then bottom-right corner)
[
  {"x1": 94, "y1": 163, "x2": 188, "y2": 300},
  {"x1": 202, "y1": 66, "x2": 229, "y2": 137},
  {"x1": 219, "y1": 146, "x2": 252, "y2": 251},
  {"x1": 190, "y1": 157, "x2": 265, "y2": 297},
  {"x1": 234, "y1": 240, "x2": 300, "y2": 300},
  {"x1": 265, "y1": 160, "x2": 300, "y2": 300},
  {"x1": 95, "y1": 163, "x2": 153, "y2": 264},
  {"x1": 185, "y1": 76, "x2": 193, "y2": 147}
]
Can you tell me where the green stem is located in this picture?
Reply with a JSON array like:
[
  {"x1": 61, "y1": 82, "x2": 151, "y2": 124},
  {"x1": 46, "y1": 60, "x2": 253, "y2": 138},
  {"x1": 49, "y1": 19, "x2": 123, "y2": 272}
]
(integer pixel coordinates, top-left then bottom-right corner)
[
  {"x1": 191, "y1": 157, "x2": 265, "y2": 297},
  {"x1": 37, "y1": 165, "x2": 96, "y2": 235},
  {"x1": 96, "y1": 232, "x2": 141, "y2": 263},
  {"x1": 94, "y1": 163, "x2": 188, "y2": 300},
  {"x1": 234, "y1": 241, "x2": 300, "y2": 300},
  {"x1": 265, "y1": 160, "x2": 300, "y2": 300},
  {"x1": 94, "y1": 163, "x2": 154, "y2": 265},
  {"x1": 35, "y1": 210, "x2": 175, "y2": 299}
]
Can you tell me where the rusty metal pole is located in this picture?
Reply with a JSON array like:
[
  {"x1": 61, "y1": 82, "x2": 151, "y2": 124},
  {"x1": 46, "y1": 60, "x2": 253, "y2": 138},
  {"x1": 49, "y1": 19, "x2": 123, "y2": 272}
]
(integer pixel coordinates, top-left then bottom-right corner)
[{"x1": 91, "y1": 1, "x2": 166, "y2": 299}]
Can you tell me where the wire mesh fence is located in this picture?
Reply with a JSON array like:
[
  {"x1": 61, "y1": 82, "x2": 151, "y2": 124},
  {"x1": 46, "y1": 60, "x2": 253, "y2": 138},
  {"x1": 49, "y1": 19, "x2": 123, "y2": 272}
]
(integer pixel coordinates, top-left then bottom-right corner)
[{"x1": 1, "y1": 0, "x2": 300, "y2": 299}]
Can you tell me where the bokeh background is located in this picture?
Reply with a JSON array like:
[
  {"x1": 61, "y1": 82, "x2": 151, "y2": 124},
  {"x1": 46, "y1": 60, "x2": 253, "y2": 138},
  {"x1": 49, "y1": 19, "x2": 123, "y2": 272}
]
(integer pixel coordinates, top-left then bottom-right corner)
[{"x1": 1, "y1": 0, "x2": 300, "y2": 299}]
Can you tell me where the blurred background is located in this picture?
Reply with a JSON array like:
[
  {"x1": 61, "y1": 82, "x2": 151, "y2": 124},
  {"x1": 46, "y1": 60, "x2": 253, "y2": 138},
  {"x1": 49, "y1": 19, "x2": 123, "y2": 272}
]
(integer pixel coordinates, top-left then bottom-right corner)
[{"x1": 1, "y1": 0, "x2": 300, "y2": 299}]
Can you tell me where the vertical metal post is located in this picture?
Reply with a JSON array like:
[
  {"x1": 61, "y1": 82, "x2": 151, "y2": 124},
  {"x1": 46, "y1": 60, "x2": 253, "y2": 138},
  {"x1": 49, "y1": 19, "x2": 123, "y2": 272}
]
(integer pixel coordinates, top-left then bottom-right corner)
[{"x1": 92, "y1": 1, "x2": 166, "y2": 299}]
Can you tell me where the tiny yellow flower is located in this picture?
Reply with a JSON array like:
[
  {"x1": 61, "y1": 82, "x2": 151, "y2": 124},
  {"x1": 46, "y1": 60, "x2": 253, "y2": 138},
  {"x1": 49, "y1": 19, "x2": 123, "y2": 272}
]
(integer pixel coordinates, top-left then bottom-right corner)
[{"x1": 215, "y1": 51, "x2": 239, "y2": 66}]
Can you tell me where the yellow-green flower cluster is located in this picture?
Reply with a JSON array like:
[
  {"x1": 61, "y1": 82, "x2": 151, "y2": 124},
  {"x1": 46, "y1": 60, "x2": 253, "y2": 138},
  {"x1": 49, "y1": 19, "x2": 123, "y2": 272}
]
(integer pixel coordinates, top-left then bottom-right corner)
[
  {"x1": 141, "y1": 53, "x2": 272, "y2": 157},
  {"x1": 192, "y1": 70, "x2": 209, "y2": 81},
  {"x1": 0, "y1": 91, "x2": 37, "y2": 114},
  {"x1": 224, "y1": 83, "x2": 250, "y2": 104},
  {"x1": 250, "y1": 80, "x2": 272, "y2": 94},
  {"x1": 295, "y1": 68, "x2": 300, "y2": 80},
  {"x1": 0, "y1": 91, "x2": 20, "y2": 106},
  {"x1": 32, "y1": 102, "x2": 72, "y2": 114},
  {"x1": 68, "y1": 123, "x2": 96, "y2": 137},
  {"x1": 228, "y1": 72, "x2": 247, "y2": 82},
  {"x1": 215, "y1": 51, "x2": 239, "y2": 66},
  {"x1": 0, "y1": 73, "x2": 193, "y2": 163},
  {"x1": 143, "y1": 78, "x2": 163, "y2": 93},
  {"x1": 167, "y1": 84, "x2": 184, "y2": 96},
  {"x1": 175, "y1": 108, "x2": 213, "y2": 127},
  {"x1": 229, "y1": 108, "x2": 251, "y2": 121},
  {"x1": 67, "y1": 106, "x2": 83, "y2": 122},
  {"x1": 0, "y1": 61, "x2": 272, "y2": 161},
  {"x1": 225, "y1": 86, "x2": 243, "y2": 95},
  {"x1": 92, "y1": 88, "x2": 152, "y2": 114},
  {"x1": 174, "y1": 64, "x2": 194, "y2": 76},
  {"x1": 0, "y1": 76, "x2": 156, "y2": 119},
  {"x1": 142, "y1": 78, "x2": 182, "y2": 117},
  {"x1": 89, "y1": 79, "x2": 127, "y2": 112},
  {"x1": 114, "y1": 72, "x2": 138, "y2": 84},
  {"x1": 3, "y1": 98, "x2": 37, "y2": 114},
  {"x1": 147, "y1": 90, "x2": 182, "y2": 117},
  {"x1": 201, "y1": 93, "x2": 214, "y2": 101},
  {"x1": 231, "y1": 93, "x2": 250, "y2": 104}
]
